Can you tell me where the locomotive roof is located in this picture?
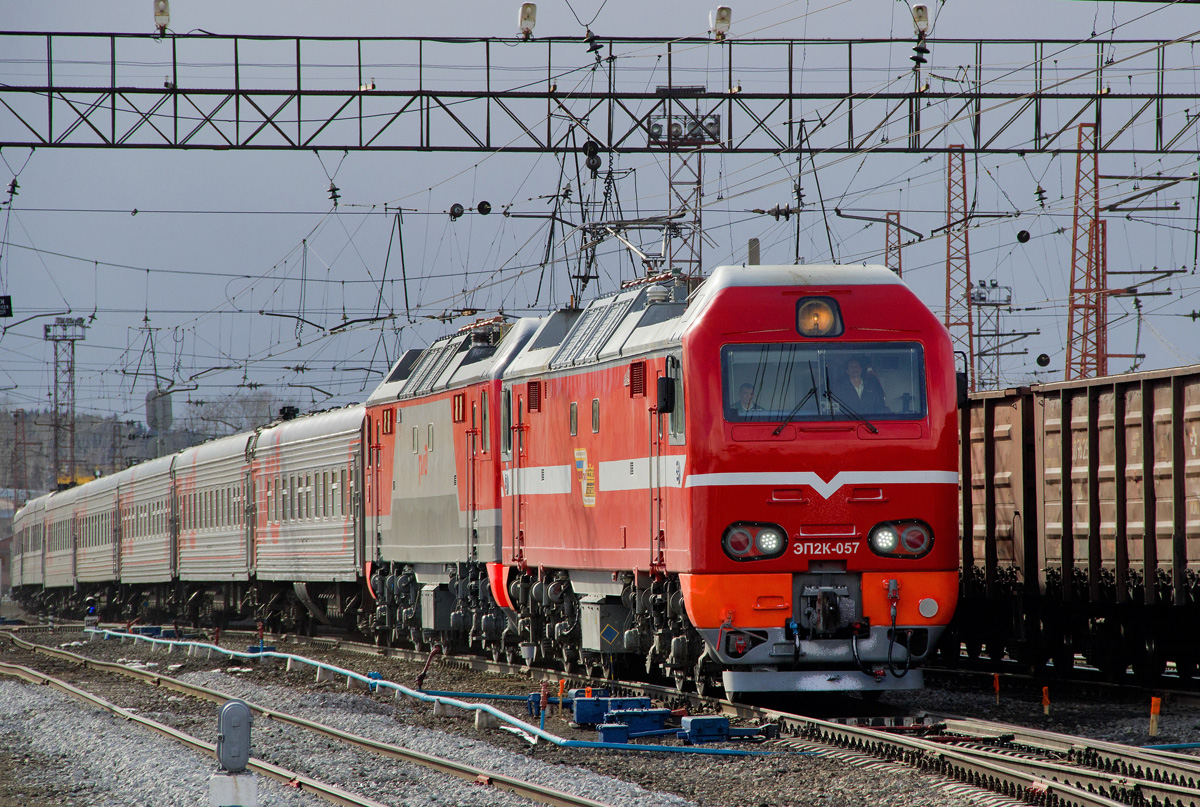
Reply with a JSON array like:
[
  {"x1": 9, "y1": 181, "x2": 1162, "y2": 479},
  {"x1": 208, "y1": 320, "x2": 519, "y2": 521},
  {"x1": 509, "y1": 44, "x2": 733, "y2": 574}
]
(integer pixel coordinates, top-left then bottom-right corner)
[
  {"x1": 368, "y1": 317, "x2": 539, "y2": 404},
  {"x1": 368, "y1": 263, "x2": 904, "y2": 392}
]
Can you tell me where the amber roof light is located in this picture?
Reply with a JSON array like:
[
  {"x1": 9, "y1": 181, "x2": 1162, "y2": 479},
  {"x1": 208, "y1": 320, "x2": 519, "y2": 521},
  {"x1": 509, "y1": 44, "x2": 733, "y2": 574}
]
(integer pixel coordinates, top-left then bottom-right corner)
[{"x1": 796, "y1": 297, "x2": 843, "y2": 337}]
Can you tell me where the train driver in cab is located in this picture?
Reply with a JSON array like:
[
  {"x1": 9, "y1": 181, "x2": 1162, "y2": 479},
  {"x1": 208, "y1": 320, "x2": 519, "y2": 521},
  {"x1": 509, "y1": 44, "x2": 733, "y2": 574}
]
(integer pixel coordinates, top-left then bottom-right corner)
[
  {"x1": 832, "y1": 356, "x2": 888, "y2": 413},
  {"x1": 735, "y1": 382, "x2": 763, "y2": 418}
]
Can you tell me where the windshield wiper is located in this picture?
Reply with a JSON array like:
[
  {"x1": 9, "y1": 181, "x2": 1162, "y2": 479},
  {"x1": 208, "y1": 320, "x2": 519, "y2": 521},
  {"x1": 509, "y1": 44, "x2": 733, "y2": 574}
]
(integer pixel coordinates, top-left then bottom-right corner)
[
  {"x1": 773, "y1": 361, "x2": 819, "y2": 436},
  {"x1": 823, "y1": 364, "x2": 879, "y2": 434}
]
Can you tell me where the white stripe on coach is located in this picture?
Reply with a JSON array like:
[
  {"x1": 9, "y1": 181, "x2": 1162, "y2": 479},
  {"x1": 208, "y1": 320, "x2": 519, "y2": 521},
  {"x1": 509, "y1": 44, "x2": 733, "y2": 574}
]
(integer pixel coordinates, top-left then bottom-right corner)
[
  {"x1": 683, "y1": 470, "x2": 958, "y2": 500},
  {"x1": 503, "y1": 465, "x2": 573, "y2": 496}
]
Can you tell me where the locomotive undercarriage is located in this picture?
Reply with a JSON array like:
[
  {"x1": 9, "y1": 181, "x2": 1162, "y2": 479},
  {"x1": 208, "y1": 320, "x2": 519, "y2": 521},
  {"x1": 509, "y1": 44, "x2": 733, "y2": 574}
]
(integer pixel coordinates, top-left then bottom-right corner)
[
  {"x1": 16, "y1": 579, "x2": 361, "y2": 636},
  {"x1": 953, "y1": 565, "x2": 1200, "y2": 683},
  {"x1": 361, "y1": 565, "x2": 931, "y2": 695}
]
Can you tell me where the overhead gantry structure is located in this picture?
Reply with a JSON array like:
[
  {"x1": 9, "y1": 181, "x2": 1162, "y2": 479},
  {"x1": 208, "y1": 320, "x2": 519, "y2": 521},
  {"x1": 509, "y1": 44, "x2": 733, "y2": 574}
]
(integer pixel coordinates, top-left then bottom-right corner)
[{"x1": 1, "y1": 32, "x2": 1199, "y2": 155}]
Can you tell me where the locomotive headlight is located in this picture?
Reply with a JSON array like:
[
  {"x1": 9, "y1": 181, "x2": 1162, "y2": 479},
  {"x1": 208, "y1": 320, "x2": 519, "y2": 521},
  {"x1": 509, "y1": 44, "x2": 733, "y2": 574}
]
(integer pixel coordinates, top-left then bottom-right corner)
[
  {"x1": 869, "y1": 525, "x2": 900, "y2": 554},
  {"x1": 795, "y1": 297, "x2": 844, "y2": 337},
  {"x1": 722, "y1": 522, "x2": 788, "y2": 561},
  {"x1": 755, "y1": 527, "x2": 785, "y2": 555},
  {"x1": 868, "y1": 520, "x2": 934, "y2": 558}
]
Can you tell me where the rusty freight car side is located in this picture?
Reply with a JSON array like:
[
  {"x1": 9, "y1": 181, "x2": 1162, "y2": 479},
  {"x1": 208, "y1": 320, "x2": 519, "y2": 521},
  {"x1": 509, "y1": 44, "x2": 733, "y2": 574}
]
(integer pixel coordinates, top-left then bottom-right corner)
[{"x1": 955, "y1": 364, "x2": 1200, "y2": 680}]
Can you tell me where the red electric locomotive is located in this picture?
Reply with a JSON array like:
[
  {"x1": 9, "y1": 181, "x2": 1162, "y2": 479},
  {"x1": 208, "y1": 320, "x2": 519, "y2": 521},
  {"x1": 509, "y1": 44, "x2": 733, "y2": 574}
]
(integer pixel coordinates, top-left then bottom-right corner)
[{"x1": 365, "y1": 263, "x2": 959, "y2": 695}]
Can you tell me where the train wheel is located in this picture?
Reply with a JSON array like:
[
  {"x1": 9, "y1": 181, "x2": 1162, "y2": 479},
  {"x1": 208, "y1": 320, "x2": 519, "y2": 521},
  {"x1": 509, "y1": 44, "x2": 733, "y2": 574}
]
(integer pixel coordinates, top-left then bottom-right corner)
[
  {"x1": 560, "y1": 646, "x2": 582, "y2": 675},
  {"x1": 1049, "y1": 634, "x2": 1074, "y2": 676},
  {"x1": 1176, "y1": 655, "x2": 1197, "y2": 680},
  {"x1": 1133, "y1": 636, "x2": 1165, "y2": 684},
  {"x1": 694, "y1": 656, "x2": 720, "y2": 698}
]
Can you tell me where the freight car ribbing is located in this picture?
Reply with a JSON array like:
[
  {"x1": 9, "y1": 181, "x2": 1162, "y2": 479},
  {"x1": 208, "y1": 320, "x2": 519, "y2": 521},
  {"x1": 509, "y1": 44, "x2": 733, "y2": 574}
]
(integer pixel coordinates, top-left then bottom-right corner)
[{"x1": 954, "y1": 365, "x2": 1200, "y2": 682}]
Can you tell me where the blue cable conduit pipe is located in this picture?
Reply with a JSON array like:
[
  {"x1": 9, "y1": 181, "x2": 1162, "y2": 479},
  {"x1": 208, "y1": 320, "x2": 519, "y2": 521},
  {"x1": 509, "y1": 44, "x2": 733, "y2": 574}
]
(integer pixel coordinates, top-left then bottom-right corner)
[{"x1": 86, "y1": 628, "x2": 782, "y2": 757}]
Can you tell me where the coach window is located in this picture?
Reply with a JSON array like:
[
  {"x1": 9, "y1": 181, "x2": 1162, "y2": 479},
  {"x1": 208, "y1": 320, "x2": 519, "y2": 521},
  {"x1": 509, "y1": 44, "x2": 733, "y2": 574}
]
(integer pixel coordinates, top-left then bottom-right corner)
[
  {"x1": 592, "y1": 398, "x2": 600, "y2": 434},
  {"x1": 667, "y1": 355, "x2": 686, "y2": 445},
  {"x1": 340, "y1": 469, "x2": 348, "y2": 515},
  {"x1": 570, "y1": 402, "x2": 578, "y2": 436},
  {"x1": 480, "y1": 390, "x2": 490, "y2": 452},
  {"x1": 306, "y1": 473, "x2": 314, "y2": 519},
  {"x1": 502, "y1": 389, "x2": 513, "y2": 457}
]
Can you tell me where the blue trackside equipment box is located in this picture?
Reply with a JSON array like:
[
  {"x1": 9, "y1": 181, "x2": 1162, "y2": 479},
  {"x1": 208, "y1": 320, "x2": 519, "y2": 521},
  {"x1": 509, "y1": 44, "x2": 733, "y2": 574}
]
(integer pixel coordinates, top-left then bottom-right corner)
[
  {"x1": 597, "y1": 723, "x2": 630, "y2": 743},
  {"x1": 679, "y1": 715, "x2": 730, "y2": 743},
  {"x1": 607, "y1": 708, "x2": 671, "y2": 734},
  {"x1": 572, "y1": 696, "x2": 651, "y2": 725}
]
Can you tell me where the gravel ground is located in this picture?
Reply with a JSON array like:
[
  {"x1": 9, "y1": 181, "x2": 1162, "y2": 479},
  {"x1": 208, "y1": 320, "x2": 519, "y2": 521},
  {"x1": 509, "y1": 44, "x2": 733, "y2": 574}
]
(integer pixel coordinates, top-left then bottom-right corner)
[
  {"x1": 886, "y1": 672, "x2": 1200, "y2": 749},
  {"x1": 0, "y1": 629, "x2": 1004, "y2": 807},
  {"x1": 0, "y1": 679, "x2": 326, "y2": 807}
]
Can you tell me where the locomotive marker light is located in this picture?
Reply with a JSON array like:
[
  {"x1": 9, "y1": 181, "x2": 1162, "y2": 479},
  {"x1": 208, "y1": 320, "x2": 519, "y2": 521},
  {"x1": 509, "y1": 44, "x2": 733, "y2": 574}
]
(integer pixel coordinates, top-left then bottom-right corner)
[
  {"x1": 210, "y1": 698, "x2": 256, "y2": 807},
  {"x1": 722, "y1": 523, "x2": 787, "y2": 561},
  {"x1": 867, "y1": 520, "x2": 932, "y2": 558}
]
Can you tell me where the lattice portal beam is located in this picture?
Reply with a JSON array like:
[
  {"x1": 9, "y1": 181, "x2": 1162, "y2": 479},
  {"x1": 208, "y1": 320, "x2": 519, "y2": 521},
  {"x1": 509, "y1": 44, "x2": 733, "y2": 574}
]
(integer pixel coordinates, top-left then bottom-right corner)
[
  {"x1": 945, "y1": 145, "x2": 974, "y2": 392},
  {"x1": 1065, "y1": 123, "x2": 1106, "y2": 381},
  {"x1": 3, "y1": 33, "x2": 1200, "y2": 154}
]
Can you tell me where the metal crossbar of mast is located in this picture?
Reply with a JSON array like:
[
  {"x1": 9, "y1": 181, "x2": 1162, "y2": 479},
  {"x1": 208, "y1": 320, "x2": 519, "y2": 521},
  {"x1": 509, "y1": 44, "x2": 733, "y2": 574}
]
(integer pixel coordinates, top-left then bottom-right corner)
[{"x1": 2, "y1": 32, "x2": 1200, "y2": 154}]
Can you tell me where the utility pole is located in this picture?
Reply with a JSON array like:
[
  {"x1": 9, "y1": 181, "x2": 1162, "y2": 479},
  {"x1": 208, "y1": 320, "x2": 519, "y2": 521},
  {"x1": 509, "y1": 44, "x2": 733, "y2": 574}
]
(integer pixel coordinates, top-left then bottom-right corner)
[
  {"x1": 43, "y1": 316, "x2": 87, "y2": 489},
  {"x1": 944, "y1": 145, "x2": 975, "y2": 391},
  {"x1": 11, "y1": 409, "x2": 35, "y2": 507}
]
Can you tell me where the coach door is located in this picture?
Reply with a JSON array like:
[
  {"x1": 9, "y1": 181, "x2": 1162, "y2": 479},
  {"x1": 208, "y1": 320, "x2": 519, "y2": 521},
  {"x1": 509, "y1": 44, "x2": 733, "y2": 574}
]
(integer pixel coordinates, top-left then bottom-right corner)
[
  {"x1": 464, "y1": 397, "x2": 478, "y2": 561},
  {"x1": 243, "y1": 469, "x2": 256, "y2": 574}
]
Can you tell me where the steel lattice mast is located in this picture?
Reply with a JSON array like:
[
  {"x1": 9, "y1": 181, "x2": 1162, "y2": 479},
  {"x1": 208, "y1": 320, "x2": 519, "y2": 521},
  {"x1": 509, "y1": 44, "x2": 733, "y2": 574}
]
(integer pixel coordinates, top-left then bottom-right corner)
[
  {"x1": 1065, "y1": 123, "x2": 1106, "y2": 380},
  {"x1": 43, "y1": 317, "x2": 87, "y2": 489},
  {"x1": 944, "y1": 145, "x2": 974, "y2": 391}
]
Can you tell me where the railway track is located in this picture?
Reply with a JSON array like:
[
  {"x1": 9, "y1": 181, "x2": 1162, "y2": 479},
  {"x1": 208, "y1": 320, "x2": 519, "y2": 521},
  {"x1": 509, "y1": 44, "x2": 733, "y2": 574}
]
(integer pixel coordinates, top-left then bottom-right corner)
[
  {"x1": 10, "y1": 626, "x2": 1200, "y2": 807},
  {"x1": 0, "y1": 630, "x2": 620, "y2": 807}
]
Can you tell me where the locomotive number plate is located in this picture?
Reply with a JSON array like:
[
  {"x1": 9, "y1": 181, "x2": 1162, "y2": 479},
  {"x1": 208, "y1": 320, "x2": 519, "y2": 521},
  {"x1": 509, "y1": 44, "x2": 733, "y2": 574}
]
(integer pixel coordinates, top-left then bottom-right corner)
[{"x1": 792, "y1": 541, "x2": 861, "y2": 555}]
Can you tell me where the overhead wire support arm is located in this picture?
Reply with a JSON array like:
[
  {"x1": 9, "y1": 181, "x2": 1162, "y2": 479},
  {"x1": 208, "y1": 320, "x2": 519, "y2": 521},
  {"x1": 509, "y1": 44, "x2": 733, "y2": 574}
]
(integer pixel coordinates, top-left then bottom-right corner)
[
  {"x1": 258, "y1": 310, "x2": 326, "y2": 331},
  {"x1": 834, "y1": 208, "x2": 924, "y2": 240}
]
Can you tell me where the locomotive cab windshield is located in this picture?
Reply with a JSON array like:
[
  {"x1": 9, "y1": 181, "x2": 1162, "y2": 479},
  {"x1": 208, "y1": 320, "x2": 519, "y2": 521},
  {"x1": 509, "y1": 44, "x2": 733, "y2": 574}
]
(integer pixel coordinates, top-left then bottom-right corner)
[{"x1": 721, "y1": 342, "x2": 927, "y2": 423}]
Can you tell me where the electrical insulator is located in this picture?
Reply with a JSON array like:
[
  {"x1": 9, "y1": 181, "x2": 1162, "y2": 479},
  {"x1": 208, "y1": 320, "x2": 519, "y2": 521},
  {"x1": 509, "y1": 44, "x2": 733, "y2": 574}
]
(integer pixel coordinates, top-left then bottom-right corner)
[{"x1": 911, "y1": 39, "x2": 929, "y2": 67}]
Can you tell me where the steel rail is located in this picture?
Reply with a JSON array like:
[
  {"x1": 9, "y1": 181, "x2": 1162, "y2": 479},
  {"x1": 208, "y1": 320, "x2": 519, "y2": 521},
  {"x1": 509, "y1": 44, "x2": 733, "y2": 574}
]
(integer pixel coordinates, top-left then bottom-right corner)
[
  {"x1": 1, "y1": 632, "x2": 619, "y2": 807},
  {"x1": 772, "y1": 718, "x2": 1129, "y2": 807},
  {"x1": 14, "y1": 627, "x2": 1182, "y2": 807},
  {"x1": 0, "y1": 659, "x2": 394, "y2": 807},
  {"x1": 931, "y1": 714, "x2": 1200, "y2": 789}
]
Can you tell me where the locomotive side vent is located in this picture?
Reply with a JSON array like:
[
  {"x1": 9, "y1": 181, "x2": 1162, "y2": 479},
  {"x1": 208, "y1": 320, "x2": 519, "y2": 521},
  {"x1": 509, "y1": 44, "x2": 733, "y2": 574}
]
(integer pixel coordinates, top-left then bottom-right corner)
[
  {"x1": 528, "y1": 381, "x2": 542, "y2": 412},
  {"x1": 630, "y1": 361, "x2": 646, "y2": 398}
]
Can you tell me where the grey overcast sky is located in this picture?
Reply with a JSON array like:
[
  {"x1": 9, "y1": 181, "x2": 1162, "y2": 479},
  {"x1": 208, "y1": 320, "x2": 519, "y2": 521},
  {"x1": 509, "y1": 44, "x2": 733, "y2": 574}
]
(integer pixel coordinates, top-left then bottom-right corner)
[{"x1": 1, "y1": 1, "x2": 1198, "y2": 427}]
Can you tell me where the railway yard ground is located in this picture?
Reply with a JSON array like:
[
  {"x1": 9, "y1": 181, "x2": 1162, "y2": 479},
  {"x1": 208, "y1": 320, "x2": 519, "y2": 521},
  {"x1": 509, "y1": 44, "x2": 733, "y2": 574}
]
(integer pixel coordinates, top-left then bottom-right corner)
[{"x1": 6, "y1": 622, "x2": 1200, "y2": 806}]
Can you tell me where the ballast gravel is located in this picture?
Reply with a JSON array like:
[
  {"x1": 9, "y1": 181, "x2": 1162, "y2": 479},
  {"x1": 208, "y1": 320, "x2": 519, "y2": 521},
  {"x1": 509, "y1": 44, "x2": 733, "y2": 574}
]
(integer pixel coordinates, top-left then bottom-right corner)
[
  {"x1": 0, "y1": 630, "x2": 998, "y2": 807},
  {"x1": 0, "y1": 679, "x2": 325, "y2": 807}
]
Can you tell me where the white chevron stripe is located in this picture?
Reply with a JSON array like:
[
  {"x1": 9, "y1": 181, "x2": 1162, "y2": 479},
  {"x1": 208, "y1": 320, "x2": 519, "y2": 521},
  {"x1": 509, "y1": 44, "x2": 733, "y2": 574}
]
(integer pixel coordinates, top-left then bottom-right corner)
[{"x1": 683, "y1": 470, "x2": 957, "y2": 499}]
